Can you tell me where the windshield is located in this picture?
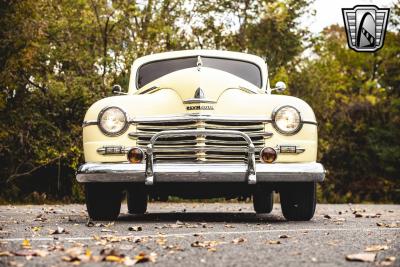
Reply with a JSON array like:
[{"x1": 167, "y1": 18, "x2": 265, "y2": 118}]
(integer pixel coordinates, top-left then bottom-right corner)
[{"x1": 137, "y1": 56, "x2": 262, "y2": 88}]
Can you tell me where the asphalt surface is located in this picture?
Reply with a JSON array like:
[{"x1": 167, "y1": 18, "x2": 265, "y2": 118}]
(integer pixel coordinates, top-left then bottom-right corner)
[{"x1": 0, "y1": 202, "x2": 399, "y2": 267}]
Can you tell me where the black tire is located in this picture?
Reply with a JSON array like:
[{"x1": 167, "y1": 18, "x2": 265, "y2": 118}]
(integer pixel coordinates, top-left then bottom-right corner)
[
  {"x1": 253, "y1": 190, "x2": 274, "y2": 214},
  {"x1": 85, "y1": 183, "x2": 122, "y2": 221},
  {"x1": 280, "y1": 182, "x2": 316, "y2": 221},
  {"x1": 127, "y1": 185, "x2": 148, "y2": 214}
]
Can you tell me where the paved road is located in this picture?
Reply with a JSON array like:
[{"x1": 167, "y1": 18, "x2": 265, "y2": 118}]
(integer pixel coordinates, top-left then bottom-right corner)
[{"x1": 0, "y1": 203, "x2": 399, "y2": 267}]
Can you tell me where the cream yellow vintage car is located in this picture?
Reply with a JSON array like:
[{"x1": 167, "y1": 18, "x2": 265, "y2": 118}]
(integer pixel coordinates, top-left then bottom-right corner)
[{"x1": 77, "y1": 50, "x2": 325, "y2": 221}]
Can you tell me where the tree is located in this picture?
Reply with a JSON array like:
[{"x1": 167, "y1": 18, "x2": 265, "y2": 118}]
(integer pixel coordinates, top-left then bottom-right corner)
[{"x1": 289, "y1": 24, "x2": 400, "y2": 202}]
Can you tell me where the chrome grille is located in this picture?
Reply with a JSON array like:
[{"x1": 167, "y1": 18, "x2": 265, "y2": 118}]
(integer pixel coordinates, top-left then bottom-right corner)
[{"x1": 129, "y1": 118, "x2": 269, "y2": 163}]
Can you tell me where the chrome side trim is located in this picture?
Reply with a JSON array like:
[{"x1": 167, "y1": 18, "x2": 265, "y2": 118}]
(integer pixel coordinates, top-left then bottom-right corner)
[
  {"x1": 82, "y1": 120, "x2": 97, "y2": 127},
  {"x1": 302, "y1": 121, "x2": 318, "y2": 126},
  {"x1": 128, "y1": 131, "x2": 272, "y2": 139},
  {"x1": 76, "y1": 162, "x2": 325, "y2": 183},
  {"x1": 83, "y1": 114, "x2": 318, "y2": 128},
  {"x1": 139, "y1": 86, "x2": 160, "y2": 95},
  {"x1": 144, "y1": 129, "x2": 257, "y2": 185},
  {"x1": 276, "y1": 145, "x2": 306, "y2": 154},
  {"x1": 97, "y1": 146, "x2": 132, "y2": 155},
  {"x1": 131, "y1": 114, "x2": 272, "y2": 123}
]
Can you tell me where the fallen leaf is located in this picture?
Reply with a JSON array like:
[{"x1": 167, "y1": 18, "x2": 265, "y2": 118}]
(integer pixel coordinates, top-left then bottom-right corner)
[
  {"x1": 62, "y1": 256, "x2": 81, "y2": 265},
  {"x1": 105, "y1": 222, "x2": 114, "y2": 227},
  {"x1": 156, "y1": 237, "x2": 167, "y2": 246},
  {"x1": 65, "y1": 247, "x2": 84, "y2": 258},
  {"x1": 50, "y1": 226, "x2": 67, "y2": 234},
  {"x1": 163, "y1": 245, "x2": 184, "y2": 252},
  {"x1": 365, "y1": 245, "x2": 389, "y2": 252},
  {"x1": 33, "y1": 250, "x2": 48, "y2": 257},
  {"x1": 0, "y1": 251, "x2": 13, "y2": 257},
  {"x1": 191, "y1": 240, "x2": 224, "y2": 250},
  {"x1": 380, "y1": 256, "x2": 396, "y2": 266},
  {"x1": 123, "y1": 257, "x2": 136, "y2": 266},
  {"x1": 34, "y1": 214, "x2": 47, "y2": 222},
  {"x1": 224, "y1": 224, "x2": 235, "y2": 228},
  {"x1": 323, "y1": 214, "x2": 332, "y2": 219},
  {"x1": 267, "y1": 240, "x2": 281, "y2": 245},
  {"x1": 105, "y1": 255, "x2": 124, "y2": 263},
  {"x1": 279, "y1": 234, "x2": 290, "y2": 239},
  {"x1": 31, "y1": 226, "x2": 41, "y2": 232},
  {"x1": 334, "y1": 218, "x2": 346, "y2": 222},
  {"x1": 232, "y1": 237, "x2": 247, "y2": 244},
  {"x1": 13, "y1": 250, "x2": 48, "y2": 257},
  {"x1": 365, "y1": 213, "x2": 381, "y2": 218},
  {"x1": 128, "y1": 226, "x2": 142, "y2": 232},
  {"x1": 376, "y1": 222, "x2": 399, "y2": 228},
  {"x1": 133, "y1": 252, "x2": 157, "y2": 264},
  {"x1": 346, "y1": 253, "x2": 376, "y2": 262},
  {"x1": 354, "y1": 213, "x2": 363, "y2": 218},
  {"x1": 21, "y1": 239, "x2": 31, "y2": 249}
]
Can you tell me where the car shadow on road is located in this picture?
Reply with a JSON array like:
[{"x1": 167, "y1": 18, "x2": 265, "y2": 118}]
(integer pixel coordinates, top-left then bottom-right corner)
[{"x1": 116, "y1": 212, "x2": 286, "y2": 223}]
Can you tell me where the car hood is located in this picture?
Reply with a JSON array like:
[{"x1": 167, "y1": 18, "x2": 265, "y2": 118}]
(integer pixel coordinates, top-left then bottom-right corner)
[{"x1": 135, "y1": 67, "x2": 263, "y2": 103}]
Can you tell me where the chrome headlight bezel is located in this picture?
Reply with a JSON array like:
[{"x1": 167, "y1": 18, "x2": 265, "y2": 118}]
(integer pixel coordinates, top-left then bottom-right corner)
[
  {"x1": 97, "y1": 106, "x2": 129, "y2": 136},
  {"x1": 272, "y1": 105, "x2": 302, "y2": 135}
]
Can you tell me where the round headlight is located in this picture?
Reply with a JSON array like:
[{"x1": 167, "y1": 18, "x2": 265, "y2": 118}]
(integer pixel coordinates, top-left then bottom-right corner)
[
  {"x1": 98, "y1": 107, "x2": 128, "y2": 136},
  {"x1": 272, "y1": 106, "x2": 302, "y2": 135}
]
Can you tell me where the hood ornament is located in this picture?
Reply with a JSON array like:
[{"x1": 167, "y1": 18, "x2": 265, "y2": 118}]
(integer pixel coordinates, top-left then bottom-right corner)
[
  {"x1": 197, "y1": 56, "x2": 203, "y2": 71},
  {"x1": 183, "y1": 87, "x2": 216, "y2": 104},
  {"x1": 194, "y1": 87, "x2": 205, "y2": 99}
]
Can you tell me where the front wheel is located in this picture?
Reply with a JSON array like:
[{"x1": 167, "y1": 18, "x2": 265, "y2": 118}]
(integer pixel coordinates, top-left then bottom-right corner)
[
  {"x1": 280, "y1": 182, "x2": 316, "y2": 221},
  {"x1": 127, "y1": 185, "x2": 148, "y2": 214},
  {"x1": 253, "y1": 189, "x2": 274, "y2": 214},
  {"x1": 85, "y1": 183, "x2": 122, "y2": 221}
]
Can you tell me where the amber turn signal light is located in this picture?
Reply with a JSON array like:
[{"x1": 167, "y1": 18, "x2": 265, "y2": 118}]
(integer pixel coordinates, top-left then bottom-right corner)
[
  {"x1": 127, "y1": 147, "x2": 144, "y2": 163},
  {"x1": 260, "y1": 147, "x2": 277, "y2": 163}
]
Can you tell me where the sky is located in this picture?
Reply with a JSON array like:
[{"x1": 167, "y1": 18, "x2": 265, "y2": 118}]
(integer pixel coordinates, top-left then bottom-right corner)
[{"x1": 302, "y1": 0, "x2": 395, "y2": 33}]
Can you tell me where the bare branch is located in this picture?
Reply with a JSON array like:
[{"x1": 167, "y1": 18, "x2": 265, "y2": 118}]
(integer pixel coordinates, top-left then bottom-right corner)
[{"x1": 7, "y1": 156, "x2": 62, "y2": 183}]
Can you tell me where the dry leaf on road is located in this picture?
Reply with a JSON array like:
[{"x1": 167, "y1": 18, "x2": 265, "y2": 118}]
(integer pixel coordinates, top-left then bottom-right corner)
[
  {"x1": 50, "y1": 226, "x2": 67, "y2": 234},
  {"x1": 267, "y1": 240, "x2": 281, "y2": 245},
  {"x1": 133, "y1": 252, "x2": 157, "y2": 264},
  {"x1": 365, "y1": 245, "x2": 389, "y2": 252},
  {"x1": 232, "y1": 237, "x2": 247, "y2": 244},
  {"x1": 13, "y1": 249, "x2": 48, "y2": 257},
  {"x1": 191, "y1": 240, "x2": 225, "y2": 251},
  {"x1": 0, "y1": 251, "x2": 14, "y2": 257},
  {"x1": 380, "y1": 256, "x2": 396, "y2": 266},
  {"x1": 21, "y1": 239, "x2": 31, "y2": 249},
  {"x1": 346, "y1": 253, "x2": 376, "y2": 262},
  {"x1": 128, "y1": 226, "x2": 142, "y2": 232}
]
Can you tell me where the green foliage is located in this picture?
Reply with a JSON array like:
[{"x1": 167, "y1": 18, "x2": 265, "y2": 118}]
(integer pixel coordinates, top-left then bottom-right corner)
[
  {"x1": 0, "y1": 0, "x2": 398, "y2": 203},
  {"x1": 289, "y1": 25, "x2": 400, "y2": 203}
]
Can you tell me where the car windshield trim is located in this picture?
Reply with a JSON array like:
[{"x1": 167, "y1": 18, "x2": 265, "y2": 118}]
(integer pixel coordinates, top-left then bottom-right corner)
[{"x1": 136, "y1": 56, "x2": 262, "y2": 89}]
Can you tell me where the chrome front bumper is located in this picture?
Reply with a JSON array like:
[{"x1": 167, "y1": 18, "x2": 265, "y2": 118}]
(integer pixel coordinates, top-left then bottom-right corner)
[
  {"x1": 77, "y1": 129, "x2": 325, "y2": 184},
  {"x1": 76, "y1": 162, "x2": 325, "y2": 183}
]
